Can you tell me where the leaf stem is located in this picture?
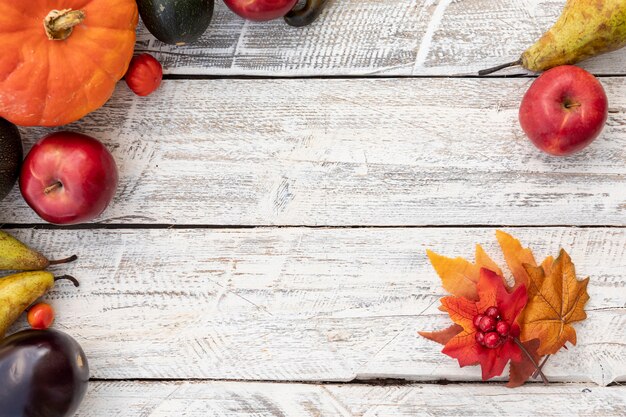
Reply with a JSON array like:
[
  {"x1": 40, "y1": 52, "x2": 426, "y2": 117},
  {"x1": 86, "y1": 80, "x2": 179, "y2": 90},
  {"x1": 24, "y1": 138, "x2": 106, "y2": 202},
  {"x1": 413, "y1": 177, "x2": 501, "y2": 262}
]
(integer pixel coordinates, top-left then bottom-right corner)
[
  {"x1": 513, "y1": 337, "x2": 549, "y2": 385},
  {"x1": 532, "y1": 355, "x2": 550, "y2": 379}
]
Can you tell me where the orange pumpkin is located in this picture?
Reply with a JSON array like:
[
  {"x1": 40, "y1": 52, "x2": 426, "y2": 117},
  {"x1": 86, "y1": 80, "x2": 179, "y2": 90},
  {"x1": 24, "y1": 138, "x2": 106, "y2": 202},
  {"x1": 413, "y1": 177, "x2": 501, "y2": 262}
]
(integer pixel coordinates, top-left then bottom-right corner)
[{"x1": 0, "y1": 1, "x2": 138, "y2": 127}]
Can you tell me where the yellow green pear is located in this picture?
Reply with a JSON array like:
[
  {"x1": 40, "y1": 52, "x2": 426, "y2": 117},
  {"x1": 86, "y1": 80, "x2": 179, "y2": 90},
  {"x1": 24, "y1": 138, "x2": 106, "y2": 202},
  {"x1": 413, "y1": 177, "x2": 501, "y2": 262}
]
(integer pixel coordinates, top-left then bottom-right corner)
[
  {"x1": 480, "y1": 0, "x2": 626, "y2": 74},
  {"x1": 0, "y1": 271, "x2": 54, "y2": 338},
  {"x1": 0, "y1": 230, "x2": 77, "y2": 270}
]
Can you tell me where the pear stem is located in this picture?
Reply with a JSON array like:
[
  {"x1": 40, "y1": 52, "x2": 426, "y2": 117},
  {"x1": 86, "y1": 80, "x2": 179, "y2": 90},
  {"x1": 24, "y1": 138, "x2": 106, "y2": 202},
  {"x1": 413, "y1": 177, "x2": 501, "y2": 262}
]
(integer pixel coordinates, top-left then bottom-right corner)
[
  {"x1": 54, "y1": 275, "x2": 80, "y2": 287},
  {"x1": 478, "y1": 59, "x2": 522, "y2": 76},
  {"x1": 48, "y1": 254, "x2": 78, "y2": 266},
  {"x1": 514, "y1": 338, "x2": 549, "y2": 384}
]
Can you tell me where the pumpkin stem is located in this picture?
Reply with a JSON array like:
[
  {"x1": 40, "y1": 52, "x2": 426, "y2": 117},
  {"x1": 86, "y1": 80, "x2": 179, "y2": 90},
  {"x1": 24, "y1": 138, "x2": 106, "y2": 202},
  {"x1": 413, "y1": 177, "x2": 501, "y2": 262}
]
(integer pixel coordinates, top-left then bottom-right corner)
[{"x1": 44, "y1": 9, "x2": 86, "y2": 41}]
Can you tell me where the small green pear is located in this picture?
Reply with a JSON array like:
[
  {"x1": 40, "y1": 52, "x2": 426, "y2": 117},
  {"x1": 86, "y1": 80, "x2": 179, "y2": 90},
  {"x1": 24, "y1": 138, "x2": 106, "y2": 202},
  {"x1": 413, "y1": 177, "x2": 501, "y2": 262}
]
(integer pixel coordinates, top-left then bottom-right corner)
[
  {"x1": 0, "y1": 271, "x2": 79, "y2": 338},
  {"x1": 0, "y1": 231, "x2": 77, "y2": 271},
  {"x1": 480, "y1": 0, "x2": 626, "y2": 75}
]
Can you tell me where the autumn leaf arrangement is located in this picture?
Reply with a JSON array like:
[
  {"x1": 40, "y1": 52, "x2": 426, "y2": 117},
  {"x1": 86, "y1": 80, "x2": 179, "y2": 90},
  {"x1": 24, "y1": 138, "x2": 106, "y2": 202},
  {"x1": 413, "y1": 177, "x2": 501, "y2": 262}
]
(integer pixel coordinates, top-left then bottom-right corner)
[{"x1": 420, "y1": 231, "x2": 590, "y2": 387}]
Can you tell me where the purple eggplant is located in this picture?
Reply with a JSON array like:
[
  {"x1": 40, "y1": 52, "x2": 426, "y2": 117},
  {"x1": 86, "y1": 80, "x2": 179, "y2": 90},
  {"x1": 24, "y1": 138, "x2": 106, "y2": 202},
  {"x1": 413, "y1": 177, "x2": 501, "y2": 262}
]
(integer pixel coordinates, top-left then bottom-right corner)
[{"x1": 0, "y1": 330, "x2": 89, "y2": 417}]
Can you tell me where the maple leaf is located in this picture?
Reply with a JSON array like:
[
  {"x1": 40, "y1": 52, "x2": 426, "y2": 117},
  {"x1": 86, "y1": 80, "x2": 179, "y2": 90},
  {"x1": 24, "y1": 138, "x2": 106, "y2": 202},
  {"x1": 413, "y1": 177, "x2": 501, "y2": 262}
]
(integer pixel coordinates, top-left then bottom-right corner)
[
  {"x1": 496, "y1": 230, "x2": 537, "y2": 290},
  {"x1": 426, "y1": 244, "x2": 501, "y2": 301},
  {"x1": 421, "y1": 231, "x2": 589, "y2": 386},
  {"x1": 419, "y1": 324, "x2": 463, "y2": 345},
  {"x1": 519, "y1": 249, "x2": 590, "y2": 356},
  {"x1": 508, "y1": 339, "x2": 542, "y2": 388},
  {"x1": 439, "y1": 268, "x2": 527, "y2": 380}
]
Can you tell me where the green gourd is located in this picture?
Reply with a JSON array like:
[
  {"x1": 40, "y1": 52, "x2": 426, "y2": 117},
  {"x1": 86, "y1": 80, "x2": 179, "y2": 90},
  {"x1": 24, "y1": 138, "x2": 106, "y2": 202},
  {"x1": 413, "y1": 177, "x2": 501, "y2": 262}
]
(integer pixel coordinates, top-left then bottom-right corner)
[
  {"x1": 137, "y1": 0, "x2": 214, "y2": 46},
  {"x1": 0, "y1": 118, "x2": 22, "y2": 201}
]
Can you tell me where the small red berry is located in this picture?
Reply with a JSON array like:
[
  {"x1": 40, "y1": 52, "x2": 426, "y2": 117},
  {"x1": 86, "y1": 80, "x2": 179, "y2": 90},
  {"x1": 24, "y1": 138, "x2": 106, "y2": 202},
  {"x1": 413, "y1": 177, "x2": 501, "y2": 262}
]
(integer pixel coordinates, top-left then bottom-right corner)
[
  {"x1": 479, "y1": 315, "x2": 496, "y2": 332},
  {"x1": 496, "y1": 321, "x2": 510, "y2": 336},
  {"x1": 485, "y1": 306, "x2": 500, "y2": 319},
  {"x1": 27, "y1": 303, "x2": 55, "y2": 330},
  {"x1": 125, "y1": 53, "x2": 163, "y2": 97},
  {"x1": 473, "y1": 314, "x2": 484, "y2": 329},
  {"x1": 483, "y1": 332, "x2": 500, "y2": 349},
  {"x1": 475, "y1": 331, "x2": 485, "y2": 345}
]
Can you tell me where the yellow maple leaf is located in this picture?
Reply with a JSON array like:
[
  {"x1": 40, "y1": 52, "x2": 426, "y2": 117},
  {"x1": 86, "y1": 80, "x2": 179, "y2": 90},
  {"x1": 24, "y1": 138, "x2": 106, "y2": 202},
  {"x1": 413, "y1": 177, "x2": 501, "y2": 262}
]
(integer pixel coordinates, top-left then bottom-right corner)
[
  {"x1": 519, "y1": 249, "x2": 590, "y2": 356},
  {"x1": 495, "y1": 230, "x2": 537, "y2": 290},
  {"x1": 427, "y1": 244, "x2": 500, "y2": 300}
]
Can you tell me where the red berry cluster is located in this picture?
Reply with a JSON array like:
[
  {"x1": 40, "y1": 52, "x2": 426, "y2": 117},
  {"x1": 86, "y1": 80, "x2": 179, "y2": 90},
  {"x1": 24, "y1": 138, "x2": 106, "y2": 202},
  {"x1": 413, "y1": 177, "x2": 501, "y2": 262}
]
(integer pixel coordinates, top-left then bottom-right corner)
[{"x1": 473, "y1": 306, "x2": 510, "y2": 349}]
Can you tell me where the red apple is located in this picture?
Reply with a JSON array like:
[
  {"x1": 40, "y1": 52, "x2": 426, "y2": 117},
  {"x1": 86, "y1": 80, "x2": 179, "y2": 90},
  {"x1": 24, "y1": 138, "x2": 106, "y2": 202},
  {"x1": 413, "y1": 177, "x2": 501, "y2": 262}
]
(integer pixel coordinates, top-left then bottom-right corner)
[
  {"x1": 20, "y1": 132, "x2": 118, "y2": 225},
  {"x1": 223, "y1": 0, "x2": 297, "y2": 21},
  {"x1": 519, "y1": 65, "x2": 608, "y2": 156}
]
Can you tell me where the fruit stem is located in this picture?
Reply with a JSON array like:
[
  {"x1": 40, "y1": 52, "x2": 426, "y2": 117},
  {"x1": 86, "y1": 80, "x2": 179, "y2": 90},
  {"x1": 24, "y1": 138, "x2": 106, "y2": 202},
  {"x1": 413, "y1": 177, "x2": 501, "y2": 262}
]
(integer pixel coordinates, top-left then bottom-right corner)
[
  {"x1": 513, "y1": 338, "x2": 549, "y2": 384},
  {"x1": 478, "y1": 59, "x2": 522, "y2": 76},
  {"x1": 54, "y1": 275, "x2": 80, "y2": 287},
  {"x1": 44, "y1": 9, "x2": 86, "y2": 41},
  {"x1": 44, "y1": 181, "x2": 63, "y2": 195},
  {"x1": 48, "y1": 254, "x2": 78, "y2": 266}
]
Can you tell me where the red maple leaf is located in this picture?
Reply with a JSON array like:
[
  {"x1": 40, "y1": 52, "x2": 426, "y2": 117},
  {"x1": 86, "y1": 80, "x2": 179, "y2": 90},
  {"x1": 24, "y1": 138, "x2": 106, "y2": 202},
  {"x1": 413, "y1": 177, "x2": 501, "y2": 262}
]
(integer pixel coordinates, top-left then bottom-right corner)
[{"x1": 439, "y1": 268, "x2": 528, "y2": 380}]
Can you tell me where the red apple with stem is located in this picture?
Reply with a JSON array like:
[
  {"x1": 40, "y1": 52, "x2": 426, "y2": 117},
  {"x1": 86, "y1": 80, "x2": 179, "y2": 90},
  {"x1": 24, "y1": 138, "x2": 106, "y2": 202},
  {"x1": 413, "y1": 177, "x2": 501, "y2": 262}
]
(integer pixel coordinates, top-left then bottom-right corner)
[
  {"x1": 20, "y1": 132, "x2": 118, "y2": 225},
  {"x1": 223, "y1": 0, "x2": 297, "y2": 21},
  {"x1": 519, "y1": 65, "x2": 608, "y2": 156}
]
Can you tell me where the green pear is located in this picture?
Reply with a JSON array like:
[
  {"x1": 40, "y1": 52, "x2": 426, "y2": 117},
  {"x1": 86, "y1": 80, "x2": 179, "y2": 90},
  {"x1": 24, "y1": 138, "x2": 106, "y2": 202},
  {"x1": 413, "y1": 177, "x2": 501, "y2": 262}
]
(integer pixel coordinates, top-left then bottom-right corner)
[
  {"x1": 0, "y1": 271, "x2": 53, "y2": 338},
  {"x1": 480, "y1": 0, "x2": 626, "y2": 75},
  {"x1": 0, "y1": 231, "x2": 77, "y2": 271}
]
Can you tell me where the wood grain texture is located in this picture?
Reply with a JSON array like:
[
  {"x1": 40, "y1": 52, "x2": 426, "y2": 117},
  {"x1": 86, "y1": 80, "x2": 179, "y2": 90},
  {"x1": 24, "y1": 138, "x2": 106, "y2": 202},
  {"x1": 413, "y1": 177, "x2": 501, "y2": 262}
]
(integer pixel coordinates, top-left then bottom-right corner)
[
  {"x1": 6, "y1": 227, "x2": 625, "y2": 385},
  {"x1": 134, "y1": 0, "x2": 626, "y2": 76},
  {"x1": 2, "y1": 78, "x2": 624, "y2": 226},
  {"x1": 79, "y1": 381, "x2": 626, "y2": 416}
]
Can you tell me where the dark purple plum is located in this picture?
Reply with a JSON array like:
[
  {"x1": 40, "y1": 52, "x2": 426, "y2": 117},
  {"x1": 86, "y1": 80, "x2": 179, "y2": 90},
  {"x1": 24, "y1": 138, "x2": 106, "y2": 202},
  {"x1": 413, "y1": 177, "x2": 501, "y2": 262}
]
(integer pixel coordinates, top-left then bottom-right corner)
[{"x1": 0, "y1": 330, "x2": 89, "y2": 417}]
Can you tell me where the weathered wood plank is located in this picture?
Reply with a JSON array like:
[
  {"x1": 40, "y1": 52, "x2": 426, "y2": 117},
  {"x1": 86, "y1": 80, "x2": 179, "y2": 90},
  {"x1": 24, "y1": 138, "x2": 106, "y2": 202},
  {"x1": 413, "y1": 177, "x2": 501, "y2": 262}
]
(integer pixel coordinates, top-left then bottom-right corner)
[
  {"x1": 135, "y1": 0, "x2": 626, "y2": 76},
  {"x1": 79, "y1": 381, "x2": 626, "y2": 417},
  {"x1": 2, "y1": 78, "x2": 624, "y2": 226},
  {"x1": 6, "y1": 227, "x2": 625, "y2": 385}
]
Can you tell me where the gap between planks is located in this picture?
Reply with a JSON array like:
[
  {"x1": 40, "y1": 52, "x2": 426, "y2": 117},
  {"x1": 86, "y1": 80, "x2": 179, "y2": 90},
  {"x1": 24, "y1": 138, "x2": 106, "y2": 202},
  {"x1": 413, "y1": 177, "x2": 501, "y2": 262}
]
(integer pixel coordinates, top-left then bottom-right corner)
[
  {"x1": 1, "y1": 224, "x2": 625, "y2": 230},
  {"x1": 87, "y1": 376, "x2": 625, "y2": 387},
  {"x1": 157, "y1": 74, "x2": 626, "y2": 81}
]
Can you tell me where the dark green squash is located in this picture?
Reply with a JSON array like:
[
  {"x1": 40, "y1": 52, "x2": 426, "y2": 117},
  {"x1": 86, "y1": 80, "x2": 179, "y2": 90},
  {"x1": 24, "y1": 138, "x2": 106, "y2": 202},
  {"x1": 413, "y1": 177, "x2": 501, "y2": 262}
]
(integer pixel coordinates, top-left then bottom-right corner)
[
  {"x1": 0, "y1": 118, "x2": 22, "y2": 201},
  {"x1": 137, "y1": 0, "x2": 214, "y2": 46}
]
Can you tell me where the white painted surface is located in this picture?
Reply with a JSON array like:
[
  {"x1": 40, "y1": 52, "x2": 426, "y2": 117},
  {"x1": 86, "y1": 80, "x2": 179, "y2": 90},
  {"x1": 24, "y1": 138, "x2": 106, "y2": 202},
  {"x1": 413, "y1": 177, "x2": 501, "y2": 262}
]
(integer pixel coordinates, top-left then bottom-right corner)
[
  {"x1": 6, "y1": 227, "x2": 625, "y2": 385},
  {"x1": 1, "y1": 78, "x2": 624, "y2": 226},
  {"x1": 79, "y1": 381, "x2": 626, "y2": 417}
]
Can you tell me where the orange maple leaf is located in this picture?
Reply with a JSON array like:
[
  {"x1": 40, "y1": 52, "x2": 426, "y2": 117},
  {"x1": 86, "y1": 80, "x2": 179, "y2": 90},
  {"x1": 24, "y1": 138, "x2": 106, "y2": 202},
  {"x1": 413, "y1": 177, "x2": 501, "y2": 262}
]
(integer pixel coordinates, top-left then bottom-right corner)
[{"x1": 519, "y1": 249, "x2": 590, "y2": 356}]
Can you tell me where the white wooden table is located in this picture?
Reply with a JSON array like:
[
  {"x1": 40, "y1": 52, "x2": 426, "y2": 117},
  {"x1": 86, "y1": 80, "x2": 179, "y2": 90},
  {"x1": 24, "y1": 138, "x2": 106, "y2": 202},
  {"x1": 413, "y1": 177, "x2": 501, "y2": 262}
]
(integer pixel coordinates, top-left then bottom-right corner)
[{"x1": 2, "y1": 0, "x2": 626, "y2": 415}]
